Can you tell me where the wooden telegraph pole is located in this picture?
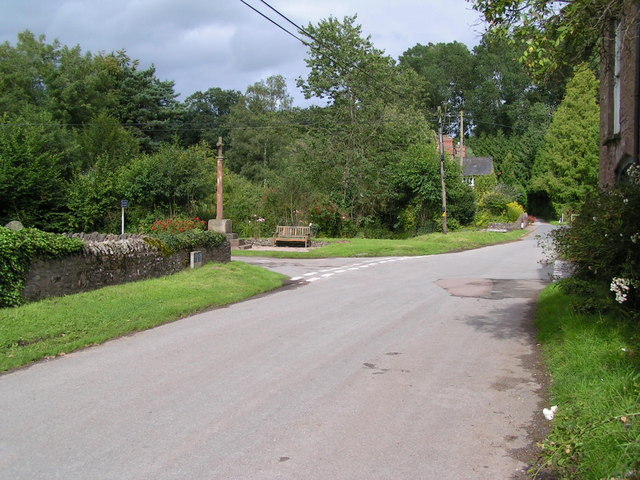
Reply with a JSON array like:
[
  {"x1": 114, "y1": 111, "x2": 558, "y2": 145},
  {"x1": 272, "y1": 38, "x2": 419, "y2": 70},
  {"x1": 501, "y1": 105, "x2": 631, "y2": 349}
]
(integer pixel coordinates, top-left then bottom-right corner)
[
  {"x1": 459, "y1": 110, "x2": 464, "y2": 162},
  {"x1": 216, "y1": 137, "x2": 224, "y2": 220},
  {"x1": 438, "y1": 106, "x2": 448, "y2": 234}
]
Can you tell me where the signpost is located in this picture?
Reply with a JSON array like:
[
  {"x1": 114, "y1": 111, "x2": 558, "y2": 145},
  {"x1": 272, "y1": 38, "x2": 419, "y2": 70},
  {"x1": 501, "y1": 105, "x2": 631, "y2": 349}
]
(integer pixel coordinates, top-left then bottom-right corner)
[{"x1": 121, "y1": 199, "x2": 128, "y2": 235}]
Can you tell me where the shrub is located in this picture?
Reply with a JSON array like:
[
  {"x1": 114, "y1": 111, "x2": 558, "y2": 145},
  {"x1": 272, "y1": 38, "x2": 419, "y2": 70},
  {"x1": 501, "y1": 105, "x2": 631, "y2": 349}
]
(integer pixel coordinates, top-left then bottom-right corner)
[
  {"x1": 505, "y1": 201, "x2": 526, "y2": 222},
  {"x1": 149, "y1": 216, "x2": 206, "y2": 234},
  {"x1": 145, "y1": 230, "x2": 226, "y2": 255},
  {"x1": 550, "y1": 172, "x2": 640, "y2": 310}
]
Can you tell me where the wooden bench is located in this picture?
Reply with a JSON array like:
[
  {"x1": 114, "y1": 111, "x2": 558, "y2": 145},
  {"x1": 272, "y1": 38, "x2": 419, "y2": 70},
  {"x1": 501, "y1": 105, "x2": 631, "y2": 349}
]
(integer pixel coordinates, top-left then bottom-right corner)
[{"x1": 274, "y1": 225, "x2": 311, "y2": 247}]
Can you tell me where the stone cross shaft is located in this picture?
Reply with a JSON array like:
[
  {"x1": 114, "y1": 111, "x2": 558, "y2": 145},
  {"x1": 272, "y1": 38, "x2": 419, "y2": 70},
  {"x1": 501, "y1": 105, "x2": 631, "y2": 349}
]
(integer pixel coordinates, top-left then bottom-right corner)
[{"x1": 216, "y1": 137, "x2": 224, "y2": 220}]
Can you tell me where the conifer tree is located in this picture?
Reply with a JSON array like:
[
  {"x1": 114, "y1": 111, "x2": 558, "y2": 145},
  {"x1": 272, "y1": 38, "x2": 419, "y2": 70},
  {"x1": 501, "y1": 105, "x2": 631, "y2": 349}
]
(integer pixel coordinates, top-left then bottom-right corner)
[{"x1": 530, "y1": 64, "x2": 600, "y2": 215}]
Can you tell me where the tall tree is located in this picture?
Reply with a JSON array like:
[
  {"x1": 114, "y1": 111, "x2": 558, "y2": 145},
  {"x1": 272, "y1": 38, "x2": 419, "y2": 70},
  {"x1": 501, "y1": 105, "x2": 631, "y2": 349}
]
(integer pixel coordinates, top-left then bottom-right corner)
[
  {"x1": 398, "y1": 41, "x2": 473, "y2": 117},
  {"x1": 181, "y1": 87, "x2": 241, "y2": 147},
  {"x1": 466, "y1": 32, "x2": 561, "y2": 135},
  {"x1": 530, "y1": 64, "x2": 600, "y2": 215},
  {"x1": 226, "y1": 75, "x2": 296, "y2": 181},
  {"x1": 108, "y1": 51, "x2": 182, "y2": 151},
  {"x1": 0, "y1": 108, "x2": 76, "y2": 230},
  {"x1": 295, "y1": 15, "x2": 425, "y2": 225}
]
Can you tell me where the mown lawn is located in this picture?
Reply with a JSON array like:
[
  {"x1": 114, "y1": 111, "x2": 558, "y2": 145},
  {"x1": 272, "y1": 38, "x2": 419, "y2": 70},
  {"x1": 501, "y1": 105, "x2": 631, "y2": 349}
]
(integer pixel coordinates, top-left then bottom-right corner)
[
  {"x1": 0, "y1": 261, "x2": 285, "y2": 372},
  {"x1": 233, "y1": 229, "x2": 529, "y2": 258}
]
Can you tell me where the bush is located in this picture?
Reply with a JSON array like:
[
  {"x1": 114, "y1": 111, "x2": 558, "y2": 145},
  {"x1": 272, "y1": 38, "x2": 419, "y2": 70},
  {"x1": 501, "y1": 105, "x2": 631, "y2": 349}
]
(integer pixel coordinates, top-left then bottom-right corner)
[
  {"x1": 505, "y1": 201, "x2": 526, "y2": 222},
  {"x1": 148, "y1": 216, "x2": 206, "y2": 233},
  {"x1": 145, "y1": 230, "x2": 226, "y2": 255},
  {"x1": 550, "y1": 171, "x2": 640, "y2": 311},
  {"x1": 0, "y1": 227, "x2": 85, "y2": 307}
]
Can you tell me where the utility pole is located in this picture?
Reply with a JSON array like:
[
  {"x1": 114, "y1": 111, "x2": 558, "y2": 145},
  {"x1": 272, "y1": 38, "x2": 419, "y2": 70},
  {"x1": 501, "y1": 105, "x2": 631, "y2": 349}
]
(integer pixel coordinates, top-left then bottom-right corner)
[
  {"x1": 438, "y1": 106, "x2": 448, "y2": 234},
  {"x1": 459, "y1": 110, "x2": 464, "y2": 163}
]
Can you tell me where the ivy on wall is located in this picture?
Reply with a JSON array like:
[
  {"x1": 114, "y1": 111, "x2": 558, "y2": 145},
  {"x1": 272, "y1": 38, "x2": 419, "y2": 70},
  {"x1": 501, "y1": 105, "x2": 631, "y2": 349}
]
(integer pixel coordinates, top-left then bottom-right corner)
[
  {"x1": 0, "y1": 228, "x2": 228, "y2": 308},
  {"x1": 0, "y1": 227, "x2": 85, "y2": 307}
]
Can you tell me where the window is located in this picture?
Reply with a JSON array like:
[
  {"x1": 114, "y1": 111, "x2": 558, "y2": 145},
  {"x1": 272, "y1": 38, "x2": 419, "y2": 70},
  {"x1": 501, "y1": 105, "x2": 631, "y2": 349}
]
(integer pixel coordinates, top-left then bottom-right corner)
[{"x1": 613, "y1": 20, "x2": 622, "y2": 135}]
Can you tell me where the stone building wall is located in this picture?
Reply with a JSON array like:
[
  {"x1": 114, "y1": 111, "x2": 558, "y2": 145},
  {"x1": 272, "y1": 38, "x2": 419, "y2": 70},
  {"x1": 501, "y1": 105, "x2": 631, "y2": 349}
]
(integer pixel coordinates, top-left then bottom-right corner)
[{"x1": 22, "y1": 236, "x2": 230, "y2": 302}]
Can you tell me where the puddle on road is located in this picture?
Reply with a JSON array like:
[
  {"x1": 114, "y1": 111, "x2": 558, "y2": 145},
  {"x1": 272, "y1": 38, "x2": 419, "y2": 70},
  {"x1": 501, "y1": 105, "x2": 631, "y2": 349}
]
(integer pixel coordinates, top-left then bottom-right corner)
[{"x1": 436, "y1": 278, "x2": 547, "y2": 300}]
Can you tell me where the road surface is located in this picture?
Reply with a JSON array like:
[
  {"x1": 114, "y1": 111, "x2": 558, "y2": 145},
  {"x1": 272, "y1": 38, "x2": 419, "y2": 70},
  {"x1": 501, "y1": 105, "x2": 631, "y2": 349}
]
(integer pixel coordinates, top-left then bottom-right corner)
[{"x1": 0, "y1": 224, "x2": 555, "y2": 479}]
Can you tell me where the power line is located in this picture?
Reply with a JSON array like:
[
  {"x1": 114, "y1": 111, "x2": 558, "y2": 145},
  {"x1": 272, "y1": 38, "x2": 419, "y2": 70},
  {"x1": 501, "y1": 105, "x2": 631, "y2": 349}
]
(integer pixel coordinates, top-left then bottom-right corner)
[
  {"x1": 237, "y1": 0, "x2": 308, "y2": 45},
  {"x1": 240, "y1": 0, "x2": 411, "y2": 103}
]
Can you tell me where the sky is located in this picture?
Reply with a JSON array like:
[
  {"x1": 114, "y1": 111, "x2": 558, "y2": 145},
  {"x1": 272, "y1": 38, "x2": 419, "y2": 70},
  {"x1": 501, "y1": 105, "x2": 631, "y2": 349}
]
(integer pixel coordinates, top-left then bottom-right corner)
[{"x1": 0, "y1": 0, "x2": 486, "y2": 106}]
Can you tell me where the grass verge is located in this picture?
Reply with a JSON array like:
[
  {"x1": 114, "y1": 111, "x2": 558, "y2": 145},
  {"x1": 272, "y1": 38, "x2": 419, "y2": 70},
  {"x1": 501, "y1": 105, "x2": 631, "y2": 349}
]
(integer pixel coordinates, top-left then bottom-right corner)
[
  {"x1": 534, "y1": 280, "x2": 640, "y2": 479},
  {"x1": 0, "y1": 261, "x2": 285, "y2": 372},
  {"x1": 233, "y1": 229, "x2": 529, "y2": 258}
]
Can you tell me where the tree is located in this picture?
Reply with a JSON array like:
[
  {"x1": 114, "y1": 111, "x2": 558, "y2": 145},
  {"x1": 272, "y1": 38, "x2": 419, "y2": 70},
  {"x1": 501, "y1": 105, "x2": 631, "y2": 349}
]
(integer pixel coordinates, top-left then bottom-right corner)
[
  {"x1": 295, "y1": 15, "x2": 426, "y2": 226},
  {"x1": 530, "y1": 64, "x2": 600, "y2": 215},
  {"x1": 108, "y1": 51, "x2": 182, "y2": 151},
  {"x1": 466, "y1": 32, "x2": 561, "y2": 135},
  {"x1": 181, "y1": 87, "x2": 241, "y2": 147},
  {"x1": 0, "y1": 108, "x2": 76, "y2": 230},
  {"x1": 66, "y1": 115, "x2": 141, "y2": 232},
  {"x1": 470, "y1": 0, "x2": 623, "y2": 81},
  {"x1": 226, "y1": 75, "x2": 296, "y2": 181},
  {"x1": 398, "y1": 41, "x2": 473, "y2": 118},
  {"x1": 119, "y1": 143, "x2": 215, "y2": 218},
  {"x1": 390, "y1": 143, "x2": 476, "y2": 233}
]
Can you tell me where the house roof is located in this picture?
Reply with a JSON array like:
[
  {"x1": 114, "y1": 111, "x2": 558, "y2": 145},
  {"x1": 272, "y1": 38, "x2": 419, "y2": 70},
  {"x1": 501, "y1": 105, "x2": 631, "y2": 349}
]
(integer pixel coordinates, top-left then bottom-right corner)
[{"x1": 462, "y1": 156, "x2": 494, "y2": 176}]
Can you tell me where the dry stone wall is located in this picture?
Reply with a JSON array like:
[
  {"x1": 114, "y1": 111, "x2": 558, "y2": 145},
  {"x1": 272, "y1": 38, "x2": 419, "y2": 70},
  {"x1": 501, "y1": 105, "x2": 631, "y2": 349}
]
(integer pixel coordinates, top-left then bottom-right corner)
[{"x1": 23, "y1": 234, "x2": 230, "y2": 302}]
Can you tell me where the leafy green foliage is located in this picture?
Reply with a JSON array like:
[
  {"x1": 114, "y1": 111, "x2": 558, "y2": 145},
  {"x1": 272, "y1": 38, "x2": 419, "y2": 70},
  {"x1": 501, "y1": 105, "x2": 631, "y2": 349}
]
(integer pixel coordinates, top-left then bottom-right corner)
[
  {"x1": 530, "y1": 64, "x2": 600, "y2": 216},
  {"x1": 181, "y1": 87, "x2": 241, "y2": 147},
  {"x1": 226, "y1": 76, "x2": 296, "y2": 182},
  {"x1": 550, "y1": 182, "x2": 640, "y2": 309},
  {"x1": 148, "y1": 217, "x2": 206, "y2": 233},
  {"x1": 399, "y1": 41, "x2": 473, "y2": 115},
  {"x1": 471, "y1": 0, "x2": 617, "y2": 82},
  {"x1": 0, "y1": 108, "x2": 76, "y2": 230},
  {"x1": 0, "y1": 227, "x2": 84, "y2": 307},
  {"x1": 534, "y1": 282, "x2": 640, "y2": 478},
  {"x1": 390, "y1": 144, "x2": 476, "y2": 233},
  {"x1": 119, "y1": 142, "x2": 215, "y2": 220},
  {"x1": 145, "y1": 230, "x2": 226, "y2": 256}
]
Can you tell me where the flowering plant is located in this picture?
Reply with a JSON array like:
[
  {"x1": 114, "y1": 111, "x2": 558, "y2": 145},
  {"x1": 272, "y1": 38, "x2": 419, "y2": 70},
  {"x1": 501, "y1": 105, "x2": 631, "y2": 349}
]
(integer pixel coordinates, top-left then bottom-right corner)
[{"x1": 610, "y1": 277, "x2": 636, "y2": 304}]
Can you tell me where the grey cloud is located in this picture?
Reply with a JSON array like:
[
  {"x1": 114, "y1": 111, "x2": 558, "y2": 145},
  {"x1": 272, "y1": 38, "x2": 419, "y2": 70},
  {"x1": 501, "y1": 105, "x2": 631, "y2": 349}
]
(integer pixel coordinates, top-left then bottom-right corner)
[{"x1": 1, "y1": 0, "x2": 485, "y2": 104}]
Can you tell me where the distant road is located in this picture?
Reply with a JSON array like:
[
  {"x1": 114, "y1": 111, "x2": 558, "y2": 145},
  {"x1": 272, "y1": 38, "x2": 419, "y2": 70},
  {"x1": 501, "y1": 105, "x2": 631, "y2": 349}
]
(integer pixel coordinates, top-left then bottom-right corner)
[{"x1": 0, "y1": 224, "x2": 555, "y2": 479}]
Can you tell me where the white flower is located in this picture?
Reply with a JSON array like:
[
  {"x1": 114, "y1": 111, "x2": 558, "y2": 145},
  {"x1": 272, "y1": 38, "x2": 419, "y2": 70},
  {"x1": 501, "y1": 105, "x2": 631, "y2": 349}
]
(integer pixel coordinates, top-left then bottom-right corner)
[
  {"x1": 610, "y1": 277, "x2": 632, "y2": 303},
  {"x1": 627, "y1": 164, "x2": 640, "y2": 185},
  {"x1": 543, "y1": 405, "x2": 558, "y2": 421}
]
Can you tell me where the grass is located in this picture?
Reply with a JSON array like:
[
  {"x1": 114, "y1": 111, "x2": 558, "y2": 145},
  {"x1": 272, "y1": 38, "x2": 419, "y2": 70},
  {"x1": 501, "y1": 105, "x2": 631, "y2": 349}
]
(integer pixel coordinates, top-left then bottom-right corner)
[
  {"x1": 0, "y1": 261, "x2": 285, "y2": 372},
  {"x1": 233, "y1": 229, "x2": 529, "y2": 258},
  {"x1": 534, "y1": 281, "x2": 640, "y2": 479}
]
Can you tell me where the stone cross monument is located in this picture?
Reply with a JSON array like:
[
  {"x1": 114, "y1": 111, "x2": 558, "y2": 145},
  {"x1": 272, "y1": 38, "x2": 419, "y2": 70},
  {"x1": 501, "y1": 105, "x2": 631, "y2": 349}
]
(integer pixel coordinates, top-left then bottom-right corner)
[{"x1": 208, "y1": 137, "x2": 233, "y2": 236}]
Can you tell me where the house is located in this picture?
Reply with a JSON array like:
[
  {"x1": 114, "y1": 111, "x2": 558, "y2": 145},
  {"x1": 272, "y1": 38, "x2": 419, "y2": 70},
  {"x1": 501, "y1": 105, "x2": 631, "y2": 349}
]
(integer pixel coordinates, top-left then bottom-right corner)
[
  {"x1": 599, "y1": 0, "x2": 639, "y2": 186},
  {"x1": 461, "y1": 156, "x2": 494, "y2": 187},
  {"x1": 438, "y1": 135, "x2": 467, "y2": 158}
]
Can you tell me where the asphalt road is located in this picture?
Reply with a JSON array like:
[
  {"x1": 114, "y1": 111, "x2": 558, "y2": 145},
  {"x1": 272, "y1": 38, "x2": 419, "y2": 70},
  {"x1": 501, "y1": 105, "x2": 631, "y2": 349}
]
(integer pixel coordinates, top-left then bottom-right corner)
[{"x1": 0, "y1": 224, "x2": 555, "y2": 479}]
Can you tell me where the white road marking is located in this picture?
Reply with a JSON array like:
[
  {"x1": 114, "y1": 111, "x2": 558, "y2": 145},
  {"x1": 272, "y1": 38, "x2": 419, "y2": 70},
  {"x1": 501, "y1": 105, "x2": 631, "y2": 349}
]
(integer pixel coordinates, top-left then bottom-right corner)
[{"x1": 291, "y1": 257, "x2": 413, "y2": 284}]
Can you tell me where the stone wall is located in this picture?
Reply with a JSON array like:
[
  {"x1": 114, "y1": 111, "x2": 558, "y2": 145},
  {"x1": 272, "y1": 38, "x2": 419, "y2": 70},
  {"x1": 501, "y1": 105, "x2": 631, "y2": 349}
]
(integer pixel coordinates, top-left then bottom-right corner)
[
  {"x1": 22, "y1": 235, "x2": 230, "y2": 302},
  {"x1": 487, "y1": 213, "x2": 530, "y2": 233}
]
